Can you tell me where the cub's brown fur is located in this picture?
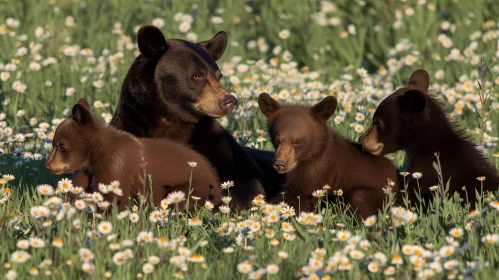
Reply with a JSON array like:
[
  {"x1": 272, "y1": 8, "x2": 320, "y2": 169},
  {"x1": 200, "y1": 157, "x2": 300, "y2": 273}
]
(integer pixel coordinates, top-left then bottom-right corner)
[
  {"x1": 359, "y1": 69, "x2": 499, "y2": 208},
  {"x1": 45, "y1": 99, "x2": 221, "y2": 211},
  {"x1": 258, "y1": 93, "x2": 399, "y2": 219}
]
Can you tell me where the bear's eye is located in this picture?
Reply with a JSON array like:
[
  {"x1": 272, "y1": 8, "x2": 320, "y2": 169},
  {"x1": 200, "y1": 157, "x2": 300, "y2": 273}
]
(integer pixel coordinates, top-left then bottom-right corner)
[
  {"x1": 293, "y1": 140, "x2": 302, "y2": 147},
  {"x1": 274, "y1": 138, "x2": 280, "y2": 146},
  {"x1": 59, "y1": 143, "x2": 66, "y2": 151},
  {"x1": 193, "y1": 74, "x2": 202, "y2": 80},
  {"x1": 373, "y1": 119, "x2": 381, "y2": 128}
]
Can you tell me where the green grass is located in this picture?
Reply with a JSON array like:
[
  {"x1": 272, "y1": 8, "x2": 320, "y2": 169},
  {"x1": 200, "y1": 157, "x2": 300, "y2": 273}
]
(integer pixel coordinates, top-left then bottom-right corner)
[{"x1": 1, "y1": 0, "x2": 499, "y2": 279}]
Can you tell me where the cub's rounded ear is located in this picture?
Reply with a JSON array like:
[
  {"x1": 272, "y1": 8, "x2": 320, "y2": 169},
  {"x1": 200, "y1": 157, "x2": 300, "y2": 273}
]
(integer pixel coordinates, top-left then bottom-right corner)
[
  {"x1": 137, "y1": 25, "x2": 168, "y2": 58},
  {"x1": 197, "y1": 31, "x2": 228, "y2": 61},
  {"x1": 72, "y1": 104, "x2": 94, "y2": 125},
  {"x1": 311, "y1": 96, "x2": 338, "y2": 121},
  {"x1": 399, "y1": 89, "x2": 426, "y2": 114},
  {"x1": 258, "y1": 93, "x2": 281, "y2": 118},
  {"x1": 408, "y1": 69, "x2": 430, "y2": 90},
  {"x1": 77, "y1": 98, "x2": 90, "y2": 110}
]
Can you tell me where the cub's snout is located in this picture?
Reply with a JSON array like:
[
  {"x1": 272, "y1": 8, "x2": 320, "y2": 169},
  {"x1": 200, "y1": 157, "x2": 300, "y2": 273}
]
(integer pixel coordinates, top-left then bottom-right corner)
[{"x1": 273, "y1": 160, "x2": 287, "y2": 173}]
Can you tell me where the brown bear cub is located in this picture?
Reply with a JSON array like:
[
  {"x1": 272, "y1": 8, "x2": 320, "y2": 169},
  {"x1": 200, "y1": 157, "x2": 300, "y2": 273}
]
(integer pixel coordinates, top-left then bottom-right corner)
[
  {"x1": 45, "y1": 99, "x2": 222, "y2": 211},
  {"x1": 258, "y1": 93, "x2": 399, "y2": 219},
  {"x1": 359, "y1": 69, "x2": 499, "y2": 208}
]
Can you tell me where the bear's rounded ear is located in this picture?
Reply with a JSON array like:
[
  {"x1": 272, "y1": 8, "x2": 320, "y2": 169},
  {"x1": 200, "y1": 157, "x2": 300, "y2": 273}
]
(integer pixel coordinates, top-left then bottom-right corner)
[
  {"x1": 77, "y1": 98, "x2": 90, "y2": 110},
  {"x1": 407, "y1": 69, "x2": 430, "y2": 90},
  {"x1": 137, "y1": 25, "x2": 168, "y2": 58},
  {"x1": 72, "y1": 103, "x2": 94, "y2": 125},
  {"x1": 311, "y1": 96, "x2": 338, "y2": 121},
  {"x1": 258, "y1": 93, "x2": 281, "y2": 118},
  {"x1": 197, "y1": 31, "x2": 228, "y2": 61},
  {"x1": 399, "y1": 89, "x2": 426, "y2": 114}
]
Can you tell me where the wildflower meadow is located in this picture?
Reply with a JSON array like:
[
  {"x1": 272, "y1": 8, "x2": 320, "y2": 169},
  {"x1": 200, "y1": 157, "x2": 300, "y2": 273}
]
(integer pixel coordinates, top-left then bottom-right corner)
[{"x1": 1, "y1": 0, "x2": 499, "y2": 279}]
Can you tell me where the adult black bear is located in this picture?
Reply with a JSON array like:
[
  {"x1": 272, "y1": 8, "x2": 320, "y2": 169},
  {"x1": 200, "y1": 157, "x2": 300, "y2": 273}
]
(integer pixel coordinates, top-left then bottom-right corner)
[{"x1": 110, "y1": 25, "x2": 283, "y2": 208}]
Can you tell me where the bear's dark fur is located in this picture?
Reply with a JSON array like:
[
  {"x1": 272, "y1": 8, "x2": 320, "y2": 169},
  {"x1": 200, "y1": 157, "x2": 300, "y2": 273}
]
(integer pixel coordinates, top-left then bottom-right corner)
[
  {"x1": 109, "y1": 25, "x2": 284, "y2": 208},
  {"x1": 359, "y1": 69, "x2": 499, "y2": 208},
  {"x1": 258, "y1": 93, "x2": 399, "y2": 219},
  {"x1": 45, "y1": 99, "x2": 222, "y2": 211}
]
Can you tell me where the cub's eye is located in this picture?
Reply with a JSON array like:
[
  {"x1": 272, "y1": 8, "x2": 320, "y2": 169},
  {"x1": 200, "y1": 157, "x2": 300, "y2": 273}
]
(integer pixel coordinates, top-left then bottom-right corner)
[
  {"x1": 274, "y1": 138, "x2": 280, "y2": 145},
  {"x1": 193, "y1": 74, "x2": 202, "y2": 80},
  {"x1": 293, "y1": 140, "x2": 302, "y2": 147},
  {"x1": 59, "y1": 143, "x2": 66, "y2": 151},
  {"x1": 373, "y1": 120, "x2": 381, "y2": 128}
]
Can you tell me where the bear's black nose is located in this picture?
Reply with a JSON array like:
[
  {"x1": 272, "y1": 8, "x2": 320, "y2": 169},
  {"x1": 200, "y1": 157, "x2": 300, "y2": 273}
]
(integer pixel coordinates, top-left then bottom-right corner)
[
  {"x1": 273, "y1": 160, "x2": 287, "y2": 172},
  {"x1": 220, "y1": 95, "x2": 238, "y2": 109}
]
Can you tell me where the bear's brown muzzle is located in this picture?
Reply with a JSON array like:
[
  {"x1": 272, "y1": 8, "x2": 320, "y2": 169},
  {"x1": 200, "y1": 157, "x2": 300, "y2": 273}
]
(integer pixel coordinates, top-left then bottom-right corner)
[
  {"x1": 359, "y1": 127, "x2": 385, "y2": 156},
  {"x1": 220, "y1": 95, "x2": 238, "y2": 114}
]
